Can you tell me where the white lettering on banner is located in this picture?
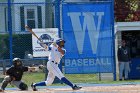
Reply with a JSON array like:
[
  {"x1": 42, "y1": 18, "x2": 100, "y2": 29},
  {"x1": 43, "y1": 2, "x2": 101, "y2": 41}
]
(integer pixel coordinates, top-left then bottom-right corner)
[
  {"x1": 67, "y1": 12, "x2": 104, "y2": 54},
  {"x1": 65, "y1": 58, "x2": 111, "y2": 67}
]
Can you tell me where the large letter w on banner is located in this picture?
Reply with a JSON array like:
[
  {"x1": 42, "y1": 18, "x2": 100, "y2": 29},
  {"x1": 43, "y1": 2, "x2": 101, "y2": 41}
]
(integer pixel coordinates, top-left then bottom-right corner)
[{"x1": 68, "y1": 12, "x2": 104, "y2": 54}]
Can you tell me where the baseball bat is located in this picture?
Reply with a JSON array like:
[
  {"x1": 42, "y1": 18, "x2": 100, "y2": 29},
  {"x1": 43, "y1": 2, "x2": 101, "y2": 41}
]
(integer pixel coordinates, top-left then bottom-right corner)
[
  {"x1": 25, "y1": 25, "x2": 48, "y2": 49},
  {"x1": 25, "y1": 25, "x2": 42, "y2": 42}
]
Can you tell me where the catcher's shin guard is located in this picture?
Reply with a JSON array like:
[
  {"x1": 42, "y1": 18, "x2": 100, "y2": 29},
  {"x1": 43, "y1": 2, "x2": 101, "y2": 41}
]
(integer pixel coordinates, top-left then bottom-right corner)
[
  {"x1": 19, "y1": 82, "x2": 28, "y2": 90},
  {"x1": 1, "y1": 81, "x2": 9, "y2": 90}
]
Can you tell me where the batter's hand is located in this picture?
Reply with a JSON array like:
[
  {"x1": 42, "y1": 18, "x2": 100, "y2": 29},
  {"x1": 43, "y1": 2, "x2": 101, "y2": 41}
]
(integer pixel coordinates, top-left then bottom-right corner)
[
  {"x1": 52, "y1": 42, "x2": 57, "y2": 47},
  {"x1": 28, "y1": 67, "x2": 36, "y2": 72}
]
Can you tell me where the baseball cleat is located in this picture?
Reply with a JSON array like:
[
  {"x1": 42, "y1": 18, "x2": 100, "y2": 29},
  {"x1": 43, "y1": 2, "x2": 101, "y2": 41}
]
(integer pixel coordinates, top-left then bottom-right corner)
[
  {"x1": 72, "y1": 84, "x2": 82, "y2": 90},
  {"x1": 31, "y1": 83, "x2": 37, "y2": 91}
]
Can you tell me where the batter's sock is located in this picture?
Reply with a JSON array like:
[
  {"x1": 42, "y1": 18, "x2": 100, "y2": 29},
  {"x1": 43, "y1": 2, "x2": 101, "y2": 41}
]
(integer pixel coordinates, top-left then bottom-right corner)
[
  {"x1": 61, "y1": 77, "x2": 73, "y2": 87},
  {"x1": 34, "y1": 81, "x2": 46, "y2": 86}
]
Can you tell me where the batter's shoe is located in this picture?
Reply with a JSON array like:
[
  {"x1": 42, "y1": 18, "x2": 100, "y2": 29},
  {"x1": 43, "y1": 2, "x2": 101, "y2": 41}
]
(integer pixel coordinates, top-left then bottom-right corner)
[
  {"x1": 72, "y1": 85, "x2": 82, "y2": 90},
  {"x1": 31, "y1": 83, "x2": 37, "y2": 91}
]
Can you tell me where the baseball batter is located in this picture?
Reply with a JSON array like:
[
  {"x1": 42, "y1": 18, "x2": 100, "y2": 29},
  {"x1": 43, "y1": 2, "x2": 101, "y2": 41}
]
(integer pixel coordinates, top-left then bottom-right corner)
[{"x1": 31, "y1": 38, "x2": 82, "y2": 91}]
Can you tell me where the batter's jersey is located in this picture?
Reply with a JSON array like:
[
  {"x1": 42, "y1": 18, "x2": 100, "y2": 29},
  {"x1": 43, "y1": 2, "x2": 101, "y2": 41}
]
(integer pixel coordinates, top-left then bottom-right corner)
[{"x1": 48, "y1": 44, "x2": 66, "y2": 64}]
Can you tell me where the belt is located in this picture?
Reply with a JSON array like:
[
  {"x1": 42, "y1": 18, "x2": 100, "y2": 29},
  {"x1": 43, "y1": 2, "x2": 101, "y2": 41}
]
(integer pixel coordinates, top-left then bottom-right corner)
[{"x1": 51, "y1": 61, "x2": 58, "y2": 64}]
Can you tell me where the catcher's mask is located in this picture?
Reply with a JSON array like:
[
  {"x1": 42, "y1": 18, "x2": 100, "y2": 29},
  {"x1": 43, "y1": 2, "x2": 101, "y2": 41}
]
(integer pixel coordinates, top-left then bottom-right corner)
[
  {"x1": 56, "y1": 39, "x2": 65, "y2": 48},
  {"x1": 13, "y1": 58, "x2": 22, "y2": 67}
]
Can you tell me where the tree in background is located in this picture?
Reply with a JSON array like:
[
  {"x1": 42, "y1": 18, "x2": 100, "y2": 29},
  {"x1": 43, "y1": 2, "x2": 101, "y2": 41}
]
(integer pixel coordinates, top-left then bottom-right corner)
[
  {"x1": 115, "y1": 0, "x2": 140, "y2": 22},
  {"x1": 130, "y1": 0, "x2": 140, "y2": 21},
  {"x1": 0, "y1": 38, "x2": 8, "y2": 59}
]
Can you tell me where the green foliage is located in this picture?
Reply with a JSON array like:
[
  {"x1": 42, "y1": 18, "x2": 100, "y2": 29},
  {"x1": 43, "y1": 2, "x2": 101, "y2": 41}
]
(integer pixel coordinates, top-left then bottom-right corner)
[
  {"x1": 0, "y1": 34, "x2": 32, "y2": 59},
  {"x1": 12, "y1": 34, "x2": 32, "y2": 59},
  {"x1": 115, "y1": 0, "x2": 140, "y2": 22},
  {"x1": 0, "y1": 34, "x2": 9, "y2": 59}
]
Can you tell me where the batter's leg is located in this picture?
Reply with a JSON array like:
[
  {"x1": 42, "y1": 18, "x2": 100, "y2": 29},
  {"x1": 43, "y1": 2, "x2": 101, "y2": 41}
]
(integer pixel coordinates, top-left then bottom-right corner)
[
  {"x1": 31, "y1": 71, "x2": 55, "y2": 91},
  {"x1": 50, "y1": 63, "x2": 74, "y2": 88},
  {"x1": 50, "y1": 63, "x2": 82, "y2": 90}
]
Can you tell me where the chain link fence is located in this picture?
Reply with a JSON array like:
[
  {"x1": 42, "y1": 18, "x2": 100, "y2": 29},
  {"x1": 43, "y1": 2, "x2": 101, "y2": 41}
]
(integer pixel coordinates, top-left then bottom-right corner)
[
  {"x1": 0, "y1": 0, "x2": 115, "y2": 87},
  {"x1": 0, "y1": 1, "x2": 58, "y2": 84}
]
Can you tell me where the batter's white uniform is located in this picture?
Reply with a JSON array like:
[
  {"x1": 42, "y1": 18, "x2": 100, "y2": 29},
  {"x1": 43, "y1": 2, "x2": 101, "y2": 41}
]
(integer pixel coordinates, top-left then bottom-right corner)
[
  {"x1": 45, "y1": 44, "x2": 65, "y2": 85},
  {"x1": 31, "y1": 40, "x2": 82, "y2": 91}
]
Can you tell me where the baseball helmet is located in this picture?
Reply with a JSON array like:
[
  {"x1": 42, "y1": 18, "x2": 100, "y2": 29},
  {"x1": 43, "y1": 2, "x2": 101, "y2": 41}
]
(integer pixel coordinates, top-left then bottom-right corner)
[
  {"x1": 56, "y1": 38, "x2": 65, "y2": 48},
  {"x1": 13, "y1": 58, "x2": 22, "y2": 67}
]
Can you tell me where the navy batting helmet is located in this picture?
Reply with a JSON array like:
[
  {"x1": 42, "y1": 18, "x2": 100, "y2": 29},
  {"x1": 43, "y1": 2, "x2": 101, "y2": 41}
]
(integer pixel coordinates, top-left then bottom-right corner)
[{"x1": 56, "y1": 38, "x2": 65, "y2": 48}]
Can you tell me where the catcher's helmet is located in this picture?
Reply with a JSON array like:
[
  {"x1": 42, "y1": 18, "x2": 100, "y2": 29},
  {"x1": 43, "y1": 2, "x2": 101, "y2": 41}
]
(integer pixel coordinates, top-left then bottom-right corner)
[
  {"x1": 56, "y1": 38, "x2": 65, "y2": 48},
  {"x1": 13, "y1": 58, "x2": 22, "y2": 67}
]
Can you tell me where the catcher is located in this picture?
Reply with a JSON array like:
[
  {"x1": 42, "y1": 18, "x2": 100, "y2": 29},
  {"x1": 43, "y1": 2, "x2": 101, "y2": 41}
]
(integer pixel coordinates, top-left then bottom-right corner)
[{"x1": 0, "y1": 58, "x2": 34, "y2": 92}]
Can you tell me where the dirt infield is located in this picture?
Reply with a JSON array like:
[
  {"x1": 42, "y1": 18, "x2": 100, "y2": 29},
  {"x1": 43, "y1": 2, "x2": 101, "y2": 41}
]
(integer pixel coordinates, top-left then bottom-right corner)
[{"x1": 3, "y1": 84, "x2": 140, "y2": 93}]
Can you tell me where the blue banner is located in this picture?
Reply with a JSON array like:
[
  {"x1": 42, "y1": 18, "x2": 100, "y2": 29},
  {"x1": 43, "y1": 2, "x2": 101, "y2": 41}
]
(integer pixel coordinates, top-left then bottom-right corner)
[{"x1": 62, "y1": 2, "x2": 114, "y2": 74}]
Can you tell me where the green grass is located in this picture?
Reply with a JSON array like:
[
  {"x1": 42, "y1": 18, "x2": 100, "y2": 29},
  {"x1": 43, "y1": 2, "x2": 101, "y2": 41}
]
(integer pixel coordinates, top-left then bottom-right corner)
[
  {"x1": 22, "y1": 72, "x2": 140, "y2": 85},
  {"x1": 65, "y1": 74, "x2": 97, "y2": 83},
  {"x1": 65, "y1": 74, "x2": 140, "y2": 84},
  {"x1": 22, "y1": 72, "x2": 99, "y2": 85},
  {"x1": 23, "y1": 72, "x2": 45, "y2": 84},
  {"x1": 4, "y1": 72, "x2": 140, "y2": 88}
]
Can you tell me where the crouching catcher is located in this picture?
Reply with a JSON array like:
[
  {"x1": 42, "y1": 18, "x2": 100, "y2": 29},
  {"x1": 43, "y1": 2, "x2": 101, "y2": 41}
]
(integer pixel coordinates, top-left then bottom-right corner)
[{"x1": 0, "y1": 58, "x2": 34, "y2": 92}]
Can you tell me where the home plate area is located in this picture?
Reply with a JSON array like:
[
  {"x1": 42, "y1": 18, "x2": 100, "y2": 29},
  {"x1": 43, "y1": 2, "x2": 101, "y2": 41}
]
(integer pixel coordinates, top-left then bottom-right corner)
[{"x1": 3, "y1": 84, "x2": 140, "y2": 93}]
